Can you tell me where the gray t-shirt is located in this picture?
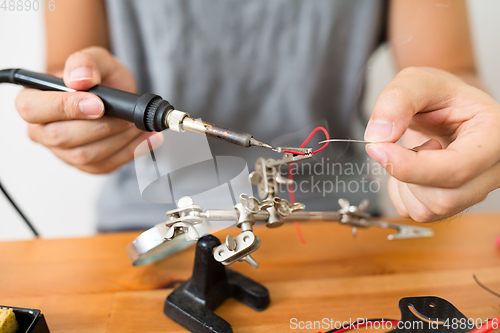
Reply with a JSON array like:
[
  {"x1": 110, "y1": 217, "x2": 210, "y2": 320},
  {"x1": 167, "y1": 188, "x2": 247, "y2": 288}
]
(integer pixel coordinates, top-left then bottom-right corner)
[{"x1": 98, "y1": 0, "x2": 387, "y2": 231}]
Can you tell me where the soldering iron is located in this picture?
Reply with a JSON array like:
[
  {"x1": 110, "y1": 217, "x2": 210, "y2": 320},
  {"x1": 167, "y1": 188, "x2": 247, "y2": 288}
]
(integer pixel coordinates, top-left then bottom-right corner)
[
  {"x1": 0, "y1": 68, "x2": 272, "y2": 149},
  {"x1": 0, "y1": 68, "x2": 276, "y2": 237}
]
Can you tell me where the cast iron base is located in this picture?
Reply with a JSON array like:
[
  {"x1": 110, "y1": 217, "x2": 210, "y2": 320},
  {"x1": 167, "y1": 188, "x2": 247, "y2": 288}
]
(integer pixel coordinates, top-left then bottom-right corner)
[{"x1": 164, "y1": 234, "x2": 270, "y2": 333}]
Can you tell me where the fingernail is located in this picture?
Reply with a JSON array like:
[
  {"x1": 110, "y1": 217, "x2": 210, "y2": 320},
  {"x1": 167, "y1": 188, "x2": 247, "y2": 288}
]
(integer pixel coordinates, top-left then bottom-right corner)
[
  {"x1": 366, "y1": 144, "x2": 388, "y2": 166},
  {"x1": 70, "y1": 67, "x2": 93, "y2": 82},
  {"x1": 146, "y1": 133, "x2": 164, "y2": 149},
  {"x1": 365, "y1": 120, "x2": 394, "y2": 142},
  {"x1": 79, "y1": 98, "x2": 104, "y2": 117}
]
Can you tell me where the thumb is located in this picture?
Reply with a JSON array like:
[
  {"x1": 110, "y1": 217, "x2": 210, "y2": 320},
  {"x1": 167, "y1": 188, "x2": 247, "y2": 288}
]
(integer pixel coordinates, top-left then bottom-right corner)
[
  {"x1": 364, "y1": 67, "x2": 459, "y2": 143},
  {"x1": 63, "y1": 49, "x2": 103, "y2": 91},
  {"x1": 63, "y1": 46, "x2": 136, "y2": 93}
]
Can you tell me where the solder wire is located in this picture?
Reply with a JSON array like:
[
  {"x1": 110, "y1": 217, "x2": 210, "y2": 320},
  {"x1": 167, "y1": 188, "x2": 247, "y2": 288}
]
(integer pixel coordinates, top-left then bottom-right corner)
[
  {"x1": 319, "y1": 139, "x2": 419, "y2": 152},
  {"x1": 283, "y1": 139, "x2": 419, "y2": 155}
]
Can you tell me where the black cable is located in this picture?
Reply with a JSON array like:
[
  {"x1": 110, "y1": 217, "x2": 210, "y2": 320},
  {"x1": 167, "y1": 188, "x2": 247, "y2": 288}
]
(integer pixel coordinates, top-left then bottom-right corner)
[
  {"x1": 0, "y1": 68, "x2": 15, "y2": 83},
  {"x1": 0, "y1": 179, "x2": 40, "y2": 237},
  {"x1": 1, "y1": 69, "x2": 40, "y2": 237},
  {"x1": 473, "y1": 274, "x2": 500, "y2": 299}
]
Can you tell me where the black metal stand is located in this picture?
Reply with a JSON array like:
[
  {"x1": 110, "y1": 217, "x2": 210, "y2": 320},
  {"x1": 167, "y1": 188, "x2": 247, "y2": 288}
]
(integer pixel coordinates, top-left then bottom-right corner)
[{"x1": 164, "y1": 234, "x2": 270, "y2": 333}]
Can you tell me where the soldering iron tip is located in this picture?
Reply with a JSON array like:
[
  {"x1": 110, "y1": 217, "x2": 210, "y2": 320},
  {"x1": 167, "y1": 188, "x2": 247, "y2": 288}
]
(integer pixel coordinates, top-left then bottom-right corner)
[{"x1": 249, "y1": 138, "x2": 273, "y2": 149}]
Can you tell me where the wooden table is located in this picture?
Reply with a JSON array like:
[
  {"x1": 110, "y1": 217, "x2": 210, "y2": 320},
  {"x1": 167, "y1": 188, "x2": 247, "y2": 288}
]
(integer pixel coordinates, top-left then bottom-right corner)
[{"x1": 1, "y1": 214, "x2": 500, "y2": 332}]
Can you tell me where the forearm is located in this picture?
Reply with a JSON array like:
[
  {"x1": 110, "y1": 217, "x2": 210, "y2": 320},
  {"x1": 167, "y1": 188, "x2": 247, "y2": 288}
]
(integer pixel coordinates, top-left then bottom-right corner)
[
  {"x1": 45, "y1": 0, "x2": 108, "y2": 74},
  {"x1": 390, "y1": 0, "x2": 481, "y2": 89},
  {"x1": 451, "y1": 69, "x2": 485, "y2": 91}
]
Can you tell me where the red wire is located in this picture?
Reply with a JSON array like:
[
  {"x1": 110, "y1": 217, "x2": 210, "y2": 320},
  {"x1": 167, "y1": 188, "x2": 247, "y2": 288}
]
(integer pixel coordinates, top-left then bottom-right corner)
[
  {"x1": 283, "y1": 127, "x2": 331, "y2": 155},
  {"x1": 468, "y1": 315, "x2": 500, "y2": 333},
  {"x1": 287, "y1": 126, "x2": 330, "y2": 244}
]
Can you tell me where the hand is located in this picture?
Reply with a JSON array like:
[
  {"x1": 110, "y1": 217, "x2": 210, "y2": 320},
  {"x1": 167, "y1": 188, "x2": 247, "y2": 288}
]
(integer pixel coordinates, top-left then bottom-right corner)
[
  {"x1": 16, "y1": 46, "x2": 163, "y2": 174},
  {"x1": 364, "y1": 67, "x2": 500, "y2": 222}
]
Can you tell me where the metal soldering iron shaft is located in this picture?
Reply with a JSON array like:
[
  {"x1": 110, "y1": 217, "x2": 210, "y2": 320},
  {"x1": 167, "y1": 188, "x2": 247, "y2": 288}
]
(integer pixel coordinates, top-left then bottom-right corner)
[
  {"x1": 180, "y1": 117, "x2": 272, "y2": 148},
  {"x1": 249, "y1": 138, "x2": 273, "y2": 149}
]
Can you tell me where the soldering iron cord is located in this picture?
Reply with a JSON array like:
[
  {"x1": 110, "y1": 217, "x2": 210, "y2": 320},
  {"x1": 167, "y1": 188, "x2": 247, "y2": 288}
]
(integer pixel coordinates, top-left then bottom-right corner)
[
  {"x1": 0, "y1": 69, "x2": 13, "y2": 83},
  {"x1": 1, "y1": 70, "x2": 40, "y2": 237},
  {"x1": 0, "y1": 179, "x2": 39, "y2": 237}
]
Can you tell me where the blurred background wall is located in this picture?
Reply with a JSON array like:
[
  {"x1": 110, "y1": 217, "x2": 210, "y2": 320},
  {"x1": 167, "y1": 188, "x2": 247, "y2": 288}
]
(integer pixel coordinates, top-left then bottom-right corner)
[{"x1": 1, "y1": 1, "x2": 499, "y2": 241}]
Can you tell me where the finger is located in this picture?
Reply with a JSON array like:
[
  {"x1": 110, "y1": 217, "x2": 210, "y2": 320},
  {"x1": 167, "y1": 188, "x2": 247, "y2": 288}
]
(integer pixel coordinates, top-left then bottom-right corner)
[
  {"x1": 28, "y1": 117, "x2": 135, "y2": 149},
  {"x1": 388, "y1": 140, "x2": 440, "y2": 221},
  {"x1": 364, "y1": 67, "x2": 460, "y2": 143},
  {"x1": 388, "y1": 176, "x2": 409, "y2": 218},
  {"x1": 401, "y1": 128, "x2": 438, "y2": 148},
  {"x1": 397, "y1": 181, "x2": 437, "y2": 222},
  {"x1": 16, "y1": 89, "x2": 104, "y2": 123},
  {"x1": 366, "y1": 125, "x2": 499, "y2": 188},
  {"x1": 63, "y1": 46, "x2": 136, "y2": 92},
  {"x1": 78, "y1": 132, "x2": 164, "y2": 174},
  {"x1": 412, "y1": 139, "x2": 442, "y2": 151},
  {"x1": 406, "y1": 162, "x2": 499, "y2": 220},
  {"x1": 51, "y1": 127, "x2": 144, "y2": 166}
]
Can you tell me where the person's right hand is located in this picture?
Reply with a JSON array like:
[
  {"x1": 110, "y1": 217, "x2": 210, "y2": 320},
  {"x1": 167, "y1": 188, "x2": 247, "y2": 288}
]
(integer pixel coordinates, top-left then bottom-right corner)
[{"x1": 15, "y1": 46, "x2": 163, "y2": 174}]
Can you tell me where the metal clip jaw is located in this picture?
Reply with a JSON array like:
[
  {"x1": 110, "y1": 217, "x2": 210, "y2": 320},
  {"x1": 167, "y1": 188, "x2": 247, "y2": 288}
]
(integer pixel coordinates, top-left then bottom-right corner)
[
  {"x1": 370, "y1": 220, "x2": 435, "y2": 240},
  {"x1": 266, "y1": 147, "x2": 313, "y2": 168},
  {"x1": 336, "y1": 198, "x2": 434, "y2": 240},
  {"x1": 164, "y1": 196, "x2": 205, "y2": 241},
  {"x1": 249, "y1": 148, "x2": 311, "y2": 202}
]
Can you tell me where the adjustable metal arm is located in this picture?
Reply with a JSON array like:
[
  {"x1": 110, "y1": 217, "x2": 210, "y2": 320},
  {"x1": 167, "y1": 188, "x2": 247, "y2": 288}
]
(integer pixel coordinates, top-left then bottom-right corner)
[
  {"x1": 158, "y1": 193, "x2": 433, "y2": 269},
  {"x1": 202, "y1": 201, "x2": 432, "y2": 237}
]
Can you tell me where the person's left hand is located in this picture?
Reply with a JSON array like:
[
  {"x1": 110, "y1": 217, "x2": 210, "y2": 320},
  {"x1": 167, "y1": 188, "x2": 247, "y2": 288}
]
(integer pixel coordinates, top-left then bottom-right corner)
[{"x1": 364, "y1": 67, "x2": 500, "y2": 222}]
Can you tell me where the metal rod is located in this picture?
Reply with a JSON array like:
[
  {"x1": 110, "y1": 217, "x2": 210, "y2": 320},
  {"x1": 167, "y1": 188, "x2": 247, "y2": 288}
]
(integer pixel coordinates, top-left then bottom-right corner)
[
  {"x1": 282, "y1": 211, "x2": 341, "y2": 221},
  {"x1": 201, "y1": 209, "x2": 341, "y2": 223}
]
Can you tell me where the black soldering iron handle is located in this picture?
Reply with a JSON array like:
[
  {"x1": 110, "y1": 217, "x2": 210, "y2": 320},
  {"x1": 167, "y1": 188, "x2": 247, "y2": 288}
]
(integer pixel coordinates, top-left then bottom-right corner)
[{"x1": 0, "y1": 68, "x2": 173, "y2": 132}]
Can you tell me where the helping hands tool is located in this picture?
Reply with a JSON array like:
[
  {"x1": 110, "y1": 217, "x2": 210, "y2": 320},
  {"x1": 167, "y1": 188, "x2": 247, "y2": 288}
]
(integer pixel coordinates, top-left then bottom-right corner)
[
  {"x1": 128, "y1": 148, "x2": 433, "y2": 268},
  {"x1": 0, "y1": 68, "x2": 272, "y2": 149}
]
